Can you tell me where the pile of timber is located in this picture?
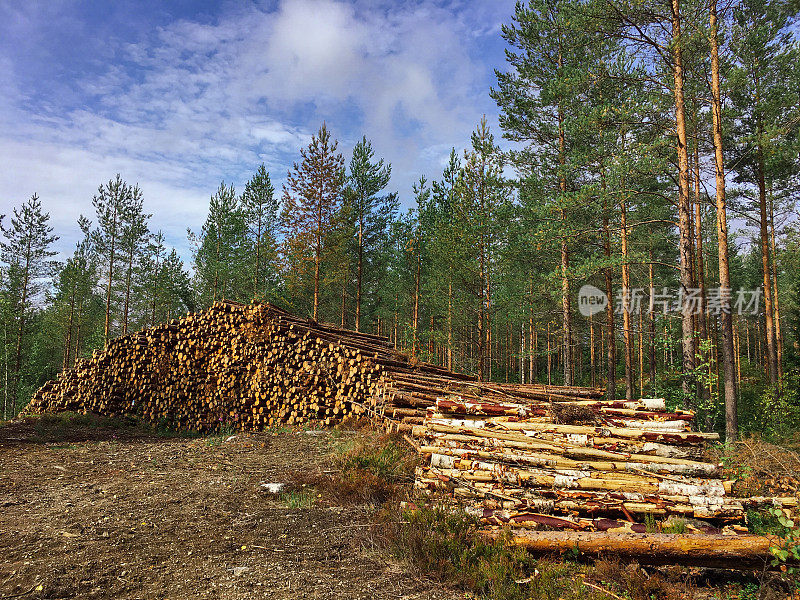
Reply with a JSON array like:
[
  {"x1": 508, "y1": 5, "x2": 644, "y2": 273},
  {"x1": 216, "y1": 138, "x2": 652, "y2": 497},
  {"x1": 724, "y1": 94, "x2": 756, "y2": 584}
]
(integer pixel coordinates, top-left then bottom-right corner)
[
  {"x1": 411, "y1": 395, "x2": 798, "y2": 533},
  {"x1": 25, "y1": 300, "x2": 472, "y2": 431}
]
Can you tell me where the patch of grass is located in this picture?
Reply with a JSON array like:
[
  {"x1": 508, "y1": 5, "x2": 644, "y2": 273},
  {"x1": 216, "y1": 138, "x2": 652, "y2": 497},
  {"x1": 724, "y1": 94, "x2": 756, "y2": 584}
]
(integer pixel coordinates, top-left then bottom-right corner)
[
  {"x1": 644, "y1": 513, "x2": 659, "y2": 533},
  {"x1": 34, "y1": 412, "x2": 132, "y2": 433},
  {"x1": 314, "y1": 431, "x2": 419, "y2": 506},
  {"x1": 334, "y1": 432, "x2": 416, "y2": 483},
  {"x1": 204, "y1": 424, "x2": 237, "y2": 447},
  {"x1": 661, "y1": 518, "x2": 687, "y2": 534},
  {"x1": 282, "y1": 488, "x2": 316, "y2": 509},
  {"x1": 152, "y1": 418, "x2": 202, "y2": 438},
  {"x1": 379, "y1": 506, "x2": 549, "y2": 600},
  {"x1": 267, "y1": 425, "x2": 292, "y2": 435},
  {"x1": 285, "y1": 430, "x2": 418, "y2": 507}
]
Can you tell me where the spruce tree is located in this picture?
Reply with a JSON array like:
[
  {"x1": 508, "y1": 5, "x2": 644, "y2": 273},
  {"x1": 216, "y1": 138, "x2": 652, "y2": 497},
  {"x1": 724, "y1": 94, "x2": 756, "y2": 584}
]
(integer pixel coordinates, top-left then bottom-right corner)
[
  {"x1": 241, "y1": 164, "x2": 279, "y2": 302},
  {"x1": 190, "y1": 182, "x2": 248, "y2": 307}
]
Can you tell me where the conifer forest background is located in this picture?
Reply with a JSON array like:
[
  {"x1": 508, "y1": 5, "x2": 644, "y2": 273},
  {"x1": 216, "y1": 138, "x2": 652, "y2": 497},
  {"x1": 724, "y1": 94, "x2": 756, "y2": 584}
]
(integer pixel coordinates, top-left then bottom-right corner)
[{"x1": 2, "y1": 0, "x2": 800, "y2": 442}]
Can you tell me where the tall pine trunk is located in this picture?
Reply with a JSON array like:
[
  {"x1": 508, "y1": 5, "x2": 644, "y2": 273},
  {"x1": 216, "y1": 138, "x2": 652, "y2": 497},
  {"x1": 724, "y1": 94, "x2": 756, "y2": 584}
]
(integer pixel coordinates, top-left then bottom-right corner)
[
  {"x1": 620, "y1": 193, "x2": 634, "y2": 401},
  {"x1": 649, "y1": 258, "x2": 657, "y2": 394},
  {"x1": 447, "y1": 279, "x2": 453, "y2": 371},
  {"x1": 104, "y1": 204, "x2": 118, "y2": 342},
  {"x1": 356, "y1": 212, "x2": 364, "y2": 331},
  {"x1": 709, "y1": 0, "x2": 738, "y2": 439},
  {"x1": 63, "y1": 281, "x2": 76, "y2": 369},
  {"x1": 671, "y1": 0, "x2": 696, "y2": 402},
  {"x1": 768, "y1": 189, "x2": 783, "y2": 381},
  {"x1": 601, "y1": 168, "x2": 616, "y2": 399},
  {"x1": 12, "y1": 239, "x2": 32, "y2": 411},
  {"x1": 123, "y1": 248, "x2": 134, "y2": 335},
  {"x1": 756, "y1": 136, "x2": 778, "y2": 385}
]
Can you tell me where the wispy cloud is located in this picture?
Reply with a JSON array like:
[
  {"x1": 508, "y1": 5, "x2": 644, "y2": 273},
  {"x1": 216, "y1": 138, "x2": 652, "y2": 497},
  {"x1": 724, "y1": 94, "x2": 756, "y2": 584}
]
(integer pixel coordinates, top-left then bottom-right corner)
[{"x1": 0, "y1": 0, "x2": 515, "y2": 259}]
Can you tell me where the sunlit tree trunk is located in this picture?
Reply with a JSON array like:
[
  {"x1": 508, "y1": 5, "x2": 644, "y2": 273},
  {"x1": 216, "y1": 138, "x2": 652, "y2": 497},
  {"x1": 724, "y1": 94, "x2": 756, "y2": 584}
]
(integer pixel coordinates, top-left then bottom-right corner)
[{"x1": 671, "y1": 0, "x2": 696, "y2": 402}]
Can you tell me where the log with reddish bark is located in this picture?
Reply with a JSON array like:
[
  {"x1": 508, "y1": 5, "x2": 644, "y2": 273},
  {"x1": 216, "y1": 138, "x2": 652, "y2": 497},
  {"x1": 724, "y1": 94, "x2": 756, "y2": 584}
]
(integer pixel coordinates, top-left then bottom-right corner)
[{"x1": 481, "y1": 529, "x2": 785, "y2": 569}]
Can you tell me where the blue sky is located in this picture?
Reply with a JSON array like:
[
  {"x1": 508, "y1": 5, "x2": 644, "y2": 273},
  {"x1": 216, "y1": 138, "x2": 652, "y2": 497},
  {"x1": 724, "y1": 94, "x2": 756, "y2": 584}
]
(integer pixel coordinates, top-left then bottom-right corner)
[{"x1": 0, "y1": 0, "x2": 516, "y2": 258}]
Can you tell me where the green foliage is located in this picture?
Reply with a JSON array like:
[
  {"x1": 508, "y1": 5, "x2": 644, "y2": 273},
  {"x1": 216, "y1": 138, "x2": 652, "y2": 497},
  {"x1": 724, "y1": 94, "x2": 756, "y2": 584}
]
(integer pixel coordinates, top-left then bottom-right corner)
[
  {"x1": 661, "y1": 518, "x2": 687, "y2": 534},
  {"x1": 746, "y1": 508, "x2": 783, "y2": 536},
  {"x1": 190, "y1": 182, "x2": 249, "y2": 307},
  {"x1": 766, "y1": 506, "x2": 800, "y2": 576},
  {"x1": 241, "y1": 164, "x2": 280, "y2": 303},
  {"x1": 282, "y1": 488, "x2": 316, "y2": 509},
  {"x1": 644, "y1": 513, "x2": 658, "y2": 533},
  {"x1": 0, "y1": 193, "x2": 58, "y2": 416},
  {"x1": 334, "y1": 433, "x2": 416, "y2": 485},
  {"x1": 343, "y1": 136, "x2": 398, "y2": 330},
  {"x1": 279, "y1": 123, "x2": 346, "y2": 321}
]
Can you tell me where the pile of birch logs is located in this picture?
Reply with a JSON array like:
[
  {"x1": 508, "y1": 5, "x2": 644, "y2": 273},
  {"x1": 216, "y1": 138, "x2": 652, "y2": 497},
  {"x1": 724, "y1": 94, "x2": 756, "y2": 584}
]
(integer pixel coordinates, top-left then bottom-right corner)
[
  {"x1": 26, "y1": 300, "x2": 478, "y2": 431},
  {"x1": 411, "y1": 394, "x2": 798, "y2": 533}
]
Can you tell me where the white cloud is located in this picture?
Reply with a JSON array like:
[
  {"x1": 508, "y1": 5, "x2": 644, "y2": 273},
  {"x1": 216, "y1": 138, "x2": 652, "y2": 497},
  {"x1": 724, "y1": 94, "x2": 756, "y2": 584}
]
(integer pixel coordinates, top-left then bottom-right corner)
[{"x1": 0, "y1": 0, "x2": 514, "y2": 260}]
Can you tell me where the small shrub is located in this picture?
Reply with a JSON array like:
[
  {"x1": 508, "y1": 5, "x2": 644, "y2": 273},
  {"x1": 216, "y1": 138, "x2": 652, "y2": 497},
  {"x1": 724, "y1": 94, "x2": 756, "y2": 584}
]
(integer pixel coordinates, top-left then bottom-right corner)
[
  {"x1": 295, "y1": 431, "x2": 419, "y2": 506},
  {"x1": 766, "y1": 507, "x2": 800, "y2": 578},
  {"x1": 747, "y1": 508, "x2": 783, "y2": 536},
  {"x1": 379, "y1": 506, "x2": 550, "y2": 600},
  {"x1": 592, "y1": 558, "x2": 688, "y2": 600}
]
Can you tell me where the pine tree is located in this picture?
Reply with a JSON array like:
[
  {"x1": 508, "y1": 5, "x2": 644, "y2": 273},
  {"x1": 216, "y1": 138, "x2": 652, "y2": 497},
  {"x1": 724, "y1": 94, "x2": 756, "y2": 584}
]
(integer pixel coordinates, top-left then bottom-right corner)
[
  {"x1": 454, "y1": 117, "x2": 507, "y2": 380},
  {"x1": 708, "y1": 0, "x2": 738, "y2": 439},
  {"x1": 493, "y1": 0, "x2": 602, "y2": 386},
  {"x1": 430, "y1": 149, "x2": 462, "y2": 371},
  {"x1": 0, "y1": 194, "x2": 58, "y2": 415},
  {"x1": 241, "y1": 164, "x2": 279, "y2": 301},
  {"x1": 407, "y1": 177, "x2": 431, "y2": 356},
  {"x1": 92, "y1": 174, "x2": 132, "y2": 342},
  {"x1": 280, "y1": 123, "x2": 345, "y2": 321},
  {"x1": 728, "y1": 0, "x2": 799, "y2": 388},
  {"x1": 161, "y1": 249, "x2": 193, "y2": 320},
  {"x1": 145, "y1": 230, "x2": 167, "y2": 326},
  {"x1": 345, "y1": 136, "x2": 398, "y2": 331},
  {"x1": 118, "y1": 185, "x2": 151, "y2": 335}
]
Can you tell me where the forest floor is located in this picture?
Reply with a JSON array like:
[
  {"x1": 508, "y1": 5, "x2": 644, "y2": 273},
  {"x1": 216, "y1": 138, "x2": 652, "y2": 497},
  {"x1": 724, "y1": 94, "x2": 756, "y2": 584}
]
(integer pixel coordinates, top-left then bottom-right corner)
[{"x1": 0, "y1": 415, "x2": 457, "y2": 600}]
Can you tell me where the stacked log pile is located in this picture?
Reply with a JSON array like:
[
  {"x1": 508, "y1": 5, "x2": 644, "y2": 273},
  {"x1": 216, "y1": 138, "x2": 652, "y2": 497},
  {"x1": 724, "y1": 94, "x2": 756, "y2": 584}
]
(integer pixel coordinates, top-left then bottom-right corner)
[
  {"x1": 411, "y1": 395, "x2": 798, "y2": 532},
  {"x1": 26, "y1": 300, "x2": 473, "y2": 431}
]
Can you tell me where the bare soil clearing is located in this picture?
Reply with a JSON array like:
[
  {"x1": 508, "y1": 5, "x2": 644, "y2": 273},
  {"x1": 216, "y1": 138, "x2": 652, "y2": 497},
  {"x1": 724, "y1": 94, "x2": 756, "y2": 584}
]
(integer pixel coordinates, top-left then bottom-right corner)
[{"x1": 0, "y1": 417, "x2": 456, "y2": 600}]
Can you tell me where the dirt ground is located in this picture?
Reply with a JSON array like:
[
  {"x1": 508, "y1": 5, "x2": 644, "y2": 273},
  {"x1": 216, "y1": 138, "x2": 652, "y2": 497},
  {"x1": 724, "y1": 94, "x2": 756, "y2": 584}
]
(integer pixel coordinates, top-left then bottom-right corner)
[{"x1": 0, "y1": 416, "x2": 457, "y2": 600}]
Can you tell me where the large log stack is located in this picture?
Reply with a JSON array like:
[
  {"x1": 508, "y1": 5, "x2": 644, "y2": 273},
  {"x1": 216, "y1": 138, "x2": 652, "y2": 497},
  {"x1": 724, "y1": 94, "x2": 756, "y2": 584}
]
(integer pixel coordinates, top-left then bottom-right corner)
[
  {"x1": 26, "y1": 300, "x2": 472, "y2": 431},
  {"x1": 410, "y1": 395, "x2": 798, "y2": 533}
]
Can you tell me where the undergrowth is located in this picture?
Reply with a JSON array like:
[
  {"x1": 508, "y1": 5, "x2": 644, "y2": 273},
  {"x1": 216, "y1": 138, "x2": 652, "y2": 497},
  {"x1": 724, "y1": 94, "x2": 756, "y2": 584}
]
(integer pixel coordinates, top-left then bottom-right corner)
[
  {"x1": 292, "y1": 430, "x2": 419, "y2": 506},
  {"x1": 375, "y1": 505, "x2": 697, "y2": 600}
]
